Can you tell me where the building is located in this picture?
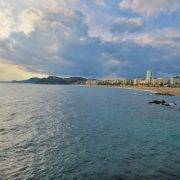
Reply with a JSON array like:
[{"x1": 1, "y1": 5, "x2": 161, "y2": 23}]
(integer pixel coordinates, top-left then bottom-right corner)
[
  {"x1": 152, "y1": 78, "x2": 158, "y2": 86},
  {"x1": 145, "y1": 69, "x2": 153, "y2": 85},
  {"x1": 122, "y1": 79, "x2": 133, "y2": 86},
  {"x1": 170, "y1": 76, "x2": 180, "y2": 87},
  {"x1": 146, "y1": 69, "x2": 153, "y2": 84},
  {"x1": 85, "y1": 80, "x2": 98, "y2": 86},
  {"x1": 133, "y1": 79, "x2": 139, "y2": 86},
  {"x1": 133, "y1": 78, "x2": 145, "y2": 86},
  {"x1": 159, "y1": 78, "x2": 170, "y2": 87},
  {"x1": 146, "y1": 69, "x2": 153, "y2": 80},
  {"x1": 139, "y1": 79, "x2": 146, "y2": 86}
]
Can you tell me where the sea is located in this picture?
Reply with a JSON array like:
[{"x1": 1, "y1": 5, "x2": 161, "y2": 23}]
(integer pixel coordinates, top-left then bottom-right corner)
[{"x1": 0, "y1": 83, "x2": 180, "y2": 180}]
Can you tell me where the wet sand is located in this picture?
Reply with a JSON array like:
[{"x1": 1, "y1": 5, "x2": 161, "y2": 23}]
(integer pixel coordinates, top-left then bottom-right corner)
[{"x1": 136, "y1": 87, "x2": 180, "y2": 96}]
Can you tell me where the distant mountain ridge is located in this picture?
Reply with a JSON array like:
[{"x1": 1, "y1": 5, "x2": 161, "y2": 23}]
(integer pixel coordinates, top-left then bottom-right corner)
[{"x1": 11, "y1": 76, "x2": 89, "y2": 85}]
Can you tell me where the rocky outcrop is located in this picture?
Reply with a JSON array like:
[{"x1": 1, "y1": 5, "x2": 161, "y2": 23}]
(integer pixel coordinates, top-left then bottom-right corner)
[{"x1": 149, "y1": 100, "x2": 177, "y2": 107}]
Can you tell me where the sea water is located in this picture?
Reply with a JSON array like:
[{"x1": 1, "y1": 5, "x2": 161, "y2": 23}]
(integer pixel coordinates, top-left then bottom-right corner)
[{"x1": 0, "y1": 84, "x2": 180, "y2": 179}]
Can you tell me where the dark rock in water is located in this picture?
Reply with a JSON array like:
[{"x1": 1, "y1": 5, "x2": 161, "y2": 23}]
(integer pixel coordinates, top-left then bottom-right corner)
[
  {"x1": 149, "y1": 100, "x2": 177, "y2": 107},
  {"x1": 149, "y1": 100, "x2": 166, "y2": 105},
  {"x1": 0, "y1": 128, "x2": 5, "y2": 132}
]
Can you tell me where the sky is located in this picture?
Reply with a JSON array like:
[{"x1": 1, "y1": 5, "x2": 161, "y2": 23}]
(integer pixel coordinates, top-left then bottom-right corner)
[{"x1": 0, "y1": 0, "x2": 179, "y2": 80}]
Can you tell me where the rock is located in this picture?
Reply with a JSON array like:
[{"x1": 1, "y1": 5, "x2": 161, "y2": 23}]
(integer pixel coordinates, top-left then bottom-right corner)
[
  {"x1": 149, "y1": 100, "x2": 178, "y2": 108},
  {"x1": 149, "y1": 100, "x2": 166, "y2": 105},
  {"x1": 0, "y1": 128, "x2": 5, "y2": 132}
]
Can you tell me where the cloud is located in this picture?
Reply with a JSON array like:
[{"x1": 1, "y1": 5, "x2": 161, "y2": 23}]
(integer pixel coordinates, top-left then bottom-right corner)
[
  {"x1": 92, "y1": 0, "x2": 107, "y2": 6},
  {"x1": 111, "y1": 17, "x2": 143, "y2": 34},
  {"x1": 0, "y1": 0, "x2": 80, "y2": 10},
  {"x1": 0, "y1": 59, "x2": 47, "y2": 81},
  {"x1": 0, "y1": 8, "x2": 103, "y2": 77},
  {"x1": 136, "y1": 28, "x2": 180, "y2": 48},
  {"x1": 0, "y1": 6, "x2": 44, "y2": 39},
  {"x1": 102, "y1": 40, "x2": 180, "y2": 77},
  {"x1": 0, "y1": 0, "x2": 179, "y2": 79},
  {"x1": 119, "y1": 0, "x2": 180, "y2": 17},
  {"x1": 17, "y1": 8, "x2": 44, "y2": 35},
  {"x1": 0, "y1": 9, "x2": 15, "y2": 39}
]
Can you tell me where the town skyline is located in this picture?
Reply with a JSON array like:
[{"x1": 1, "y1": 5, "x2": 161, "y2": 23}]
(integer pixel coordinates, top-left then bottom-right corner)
[{"x1": 5, "y1": 68, "x2": 179, "y2": 88}]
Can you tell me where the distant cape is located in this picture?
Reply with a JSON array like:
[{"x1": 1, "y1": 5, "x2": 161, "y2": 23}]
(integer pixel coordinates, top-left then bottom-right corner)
[{"x1": 11, "y1": 76, "x2": 90, "y2": 85}]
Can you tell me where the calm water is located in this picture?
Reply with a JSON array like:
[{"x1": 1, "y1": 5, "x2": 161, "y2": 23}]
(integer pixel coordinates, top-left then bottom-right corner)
[{"x1": 0, "y1": 84, "x2": 180, "y2": 180}]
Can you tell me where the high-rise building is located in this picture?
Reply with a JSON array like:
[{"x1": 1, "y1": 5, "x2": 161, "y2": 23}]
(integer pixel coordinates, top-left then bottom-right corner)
[
  {"x1": 146, "y1": 69, "x2": 153, "y2": 82},
  {"x1": 145, "y1": 69, "x2": 153, "y2": 84}
]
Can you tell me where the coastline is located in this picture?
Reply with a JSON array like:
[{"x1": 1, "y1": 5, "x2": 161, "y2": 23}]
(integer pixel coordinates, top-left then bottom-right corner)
[
  {"x1": 122, "y1": 86, "x2": 180, "y2": 96},
  {"x1": 1, "y1": 82, "x2": 180, "y2": 95},
  {"x1": 82, "y1": 85, "x2": 180, "y2": 96}
]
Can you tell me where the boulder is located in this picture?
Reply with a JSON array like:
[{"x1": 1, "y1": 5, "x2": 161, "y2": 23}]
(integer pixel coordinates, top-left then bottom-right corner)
[
  {"x1": 149, "y1": 100, "x2": 166, "y2": 105},
  {"x1": 149, "y1": 100, "x2": 177, "y2": 107}
]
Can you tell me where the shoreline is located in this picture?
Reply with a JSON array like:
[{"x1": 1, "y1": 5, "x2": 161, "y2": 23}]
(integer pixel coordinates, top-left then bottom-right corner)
[
  {"x1": 120, "y1": 86, "x2": 180, "y2": 96},
  {"x1": 83, "y1": 85, "x2": 180, "y2": 96},
  {"x1": 1, "y1": 82, "x2": 180, "y2": 95}
]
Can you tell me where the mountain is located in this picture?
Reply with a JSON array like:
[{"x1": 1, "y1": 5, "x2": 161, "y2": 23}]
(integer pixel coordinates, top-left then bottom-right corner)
[{"x1": 11, "y1": 76, "x2": 88, "y2": 85}]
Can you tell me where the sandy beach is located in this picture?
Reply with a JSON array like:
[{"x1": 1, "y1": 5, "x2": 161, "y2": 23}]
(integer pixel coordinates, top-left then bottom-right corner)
[{"x1": 136, "y1": 87, "x2": 180, "y2": 96}]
